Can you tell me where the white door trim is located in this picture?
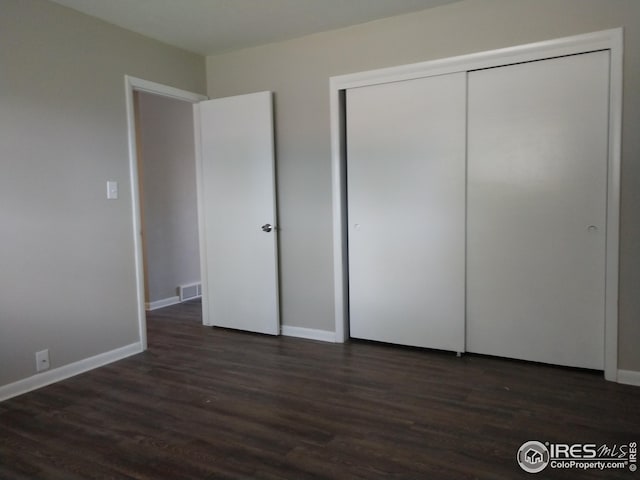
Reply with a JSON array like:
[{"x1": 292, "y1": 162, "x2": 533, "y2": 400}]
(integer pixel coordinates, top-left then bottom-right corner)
[
  {"x1": 329, "y1": 28, "x2": 623, "y2": 381},
  {"x1": 124, "y1": 75, "x2": 207, "y2": 349}
]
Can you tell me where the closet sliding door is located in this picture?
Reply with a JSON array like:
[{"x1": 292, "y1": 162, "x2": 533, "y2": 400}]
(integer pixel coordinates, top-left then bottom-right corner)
[
  {"x1": 466, "y1": 51, "x2": 610, "y2": 369},
  {"x1": 346, "y1": 73, "x2": 466, "y2": 352}
]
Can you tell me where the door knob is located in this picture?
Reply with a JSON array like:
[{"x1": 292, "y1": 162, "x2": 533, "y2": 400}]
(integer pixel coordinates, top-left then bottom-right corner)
[
  {"x1": 261, "y1": 223, "x2": 273, "y2": 233},
  {"x1": 587, "y1": 225, "x2": 598, "y2": 232}
]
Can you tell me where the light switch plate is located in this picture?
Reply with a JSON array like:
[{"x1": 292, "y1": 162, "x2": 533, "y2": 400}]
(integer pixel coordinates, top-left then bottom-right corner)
[{"x1": 107, "y1": 180, "x2": 118, "y2": 200}]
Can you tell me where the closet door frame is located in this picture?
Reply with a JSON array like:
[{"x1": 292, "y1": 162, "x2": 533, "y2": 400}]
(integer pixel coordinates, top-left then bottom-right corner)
[{"x1": 329, "y1": 28, "x2": 623, "y2": 381}]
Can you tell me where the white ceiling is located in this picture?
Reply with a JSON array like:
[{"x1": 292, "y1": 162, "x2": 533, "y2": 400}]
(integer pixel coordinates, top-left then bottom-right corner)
[{"x1": 49, "y1": 0, "x2": 461, "y2": 56}]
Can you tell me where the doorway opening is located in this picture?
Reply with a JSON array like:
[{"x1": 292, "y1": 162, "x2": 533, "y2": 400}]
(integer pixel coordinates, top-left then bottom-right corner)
[{"x1": 124, "y1": 76, "x2": 207, "y2": 349}]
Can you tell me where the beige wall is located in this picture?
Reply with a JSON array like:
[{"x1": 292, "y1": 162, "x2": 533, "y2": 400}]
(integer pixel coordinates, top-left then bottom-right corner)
[
  {"x1": 135, "y1": 92, "x2": 200, "y2": 305},
  {"x1": 0, "y1": 0, "x2": 205, "y2": 386},
  {"x1": 206, "y1": 0, "x2": 640, "y2": 370}
]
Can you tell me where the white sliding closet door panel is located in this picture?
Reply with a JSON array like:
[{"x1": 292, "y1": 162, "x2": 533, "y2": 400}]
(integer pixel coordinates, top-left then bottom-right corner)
[
  {"x1": 347, "y1": 73, "x2": 466, "y2": 351},
  {"x1": 466, "y1": 52, "x2": 609, "y2": 369}
]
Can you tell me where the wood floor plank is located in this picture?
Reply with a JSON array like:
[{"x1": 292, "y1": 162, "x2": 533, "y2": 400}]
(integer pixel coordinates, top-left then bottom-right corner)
[{"x1": 1, "y1": 299, "x2": 638, "y2": 479}]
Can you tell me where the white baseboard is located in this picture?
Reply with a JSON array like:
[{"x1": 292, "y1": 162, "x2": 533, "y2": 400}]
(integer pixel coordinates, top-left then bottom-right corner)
[
  {"x1": 0, "y1": 342, "x2": 143, "y2": 402},
  {"x1": 281, "y1": 325, "x2": 336, "y2": 343},
  {"x1": 617, "y1": 369, "x2": 640, "y2": 387},
  {"x1": 145, "y1": 296, "x2": 181, "y2": 311}
]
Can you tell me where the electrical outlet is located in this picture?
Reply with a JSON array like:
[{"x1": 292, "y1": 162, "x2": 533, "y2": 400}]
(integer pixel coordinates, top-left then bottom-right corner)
[{"x1": 35, "y1": 349, "x2": 50, "y2": 372}]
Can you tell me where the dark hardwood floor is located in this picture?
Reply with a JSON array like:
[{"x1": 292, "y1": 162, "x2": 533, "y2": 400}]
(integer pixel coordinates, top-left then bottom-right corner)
[{"x1": 1, "y1": 300, "x2": 638, "y2": 479}]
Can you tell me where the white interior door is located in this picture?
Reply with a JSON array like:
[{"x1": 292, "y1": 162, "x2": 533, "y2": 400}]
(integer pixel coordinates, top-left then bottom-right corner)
[
  {"x1": 195, "y1": 92, "x2": 279, "y2": 335},
  {"x1": 347, "y1": 73, "x2": 466, "y2": 352},
  {"x1": 466, "y1": 51, "x2": 610, "y2": 369}
]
